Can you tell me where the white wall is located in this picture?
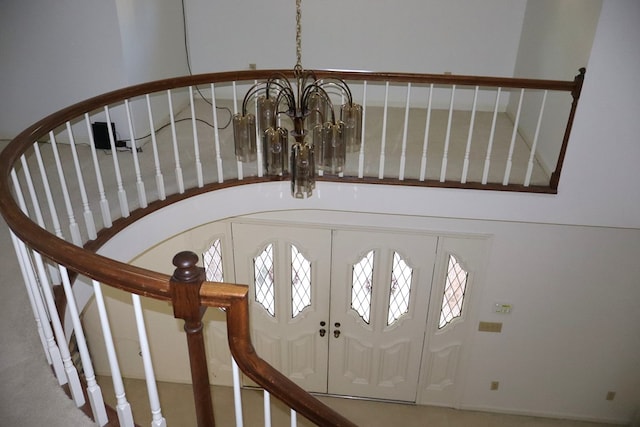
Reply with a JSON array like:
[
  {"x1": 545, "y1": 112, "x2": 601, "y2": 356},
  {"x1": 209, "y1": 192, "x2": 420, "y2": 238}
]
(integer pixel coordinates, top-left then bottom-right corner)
[
  {"x1": 508, "y1": 0, "x2": 602, "y2": 173},
  {"x1": 0, "y1": 0, "x2": 126, "y2": 139},
  {"x1": 114, "y1": 0, "x2": 189, "y2": 86},
  {"x1": 185, "y1": 0, "x2": 526, "y2": 75},
  {"x1": 0, "y1": 0, "x2": 190, "y2": 139}
]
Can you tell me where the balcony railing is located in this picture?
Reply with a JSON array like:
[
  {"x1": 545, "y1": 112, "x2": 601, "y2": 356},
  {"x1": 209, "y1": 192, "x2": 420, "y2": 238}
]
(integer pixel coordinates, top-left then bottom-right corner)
[{"x1": 0, "y1": 68, "x2": 584, "y2": 426}]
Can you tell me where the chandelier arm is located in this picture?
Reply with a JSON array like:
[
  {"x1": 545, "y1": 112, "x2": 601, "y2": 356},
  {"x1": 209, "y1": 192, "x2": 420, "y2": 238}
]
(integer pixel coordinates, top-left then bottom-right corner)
[
  {"x1": 317, "y1": 79, "x2": 355, "y2": 106},
  {"x1": 301, "y1": 84, "x2": 337, "y2": 123},
  {"x1": 241, "y1": 83, "x2": 270, "y2": 115}
]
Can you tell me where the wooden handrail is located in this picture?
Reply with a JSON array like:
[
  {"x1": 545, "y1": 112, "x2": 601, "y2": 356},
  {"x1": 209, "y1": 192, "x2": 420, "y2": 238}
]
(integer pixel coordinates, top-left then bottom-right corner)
[{"x1": 0, "y1": 68, "x2": 584, "y2": 426}]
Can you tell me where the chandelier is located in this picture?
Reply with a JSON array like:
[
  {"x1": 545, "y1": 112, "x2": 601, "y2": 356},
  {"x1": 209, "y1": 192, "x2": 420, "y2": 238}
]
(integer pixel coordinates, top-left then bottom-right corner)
[{"x1": 232, "y1": 0, "x2": 362, "y2": 198}]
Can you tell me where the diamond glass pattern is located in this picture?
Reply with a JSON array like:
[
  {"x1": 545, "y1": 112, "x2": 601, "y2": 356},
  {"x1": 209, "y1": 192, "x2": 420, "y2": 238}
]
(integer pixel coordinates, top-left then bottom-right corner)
[
  {"x1": 387, "y1": 252, "x2": 413, "y2": 326},
  {"x1": 351, "y1": 250, "x2": 374, "y2": 324},
  {"x1": 254, "y1": 244, "x2": 275, "y2": 317},
  {"x1": 438, "y1": 254, "x2": 468, "y2": 329},
  {"x1": 291, "y1": 245, "x2": 312, "y2": 318},
  {"x1": 203, "y1": 239, "x2": 224, "y2": 282}
]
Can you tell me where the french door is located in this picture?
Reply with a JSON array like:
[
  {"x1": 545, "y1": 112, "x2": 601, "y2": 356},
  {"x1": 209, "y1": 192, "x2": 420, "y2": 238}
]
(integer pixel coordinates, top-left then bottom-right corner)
[{"x1": 232, "y1": 222, "x2": 438, "y2": 402}]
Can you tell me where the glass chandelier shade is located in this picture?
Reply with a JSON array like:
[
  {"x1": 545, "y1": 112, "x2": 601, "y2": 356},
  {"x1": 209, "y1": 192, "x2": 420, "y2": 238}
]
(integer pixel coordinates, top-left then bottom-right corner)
[
  {"x1": 232, "y1": 74, "x2": 362, "y2": 197},
  {"x1": 232, "y1": 114, "x2": 257, "y2": 162}
]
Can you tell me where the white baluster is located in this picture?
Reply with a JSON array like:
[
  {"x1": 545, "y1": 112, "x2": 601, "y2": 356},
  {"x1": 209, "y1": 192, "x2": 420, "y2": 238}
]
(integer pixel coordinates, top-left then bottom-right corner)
[
  {"x1": 104, "y1": 106, "x2": 130, "y2": 217},
  {"x1": 189, "y1": 86, "x2": 204, "y2": 187},
  {"x1": 358, "y1": 81, "x2": 367, "y2": 179},
  {"x1": 14, "y1": 157, "x2": 61, "y2": 285},
  {"x1": 131, "y1": 294, "x2": 166, "y2": 427},
  {"x1": 18, "y1": 156, "x2": 46, "y2": 227},
  {"x1": 232, "y1": 358, "x2": 244, "y2": 427},
  {"x1": 32, "y1": 144, "x2": 63, "y2": 238},
  {"x1": 12, "y1": 235, "x2": 66, "y2": 384},
  {"x1": 419, "y1": 84, "x2": 434, "y2": 181},
  {"x1": 85, "y1": 113, "x2": 113, "y2": 228},
  {"x1": 124, "y1": 99, "x2": 148, "y2": 208},
  {"x1": 92, "y1": 280, "x2": 135, "y2": 427},
  {"x1": 48, "y1": 131, "x2": 82, "y2": 245},
  {"x1": 254, "y1": 80, "x2": 264, "y2": 178},
  {"x1": 461, "y1": 86, "x2": 479, "y2": 184},
  {"x1": 65, "y1": 122, "x2": 98, "y2": 240},
  {"x1": 210, "y1": 83, "x2": 225, "y2": 183},
  {"x1": 399, "y1": 82, "x2": 411, "y2": 181},
  {"x1": 233, "y1": 81, "x2": 244, "y2": 180},
  {"x1": 503, "y1": 88, "x2": 524, "y2": 185},
  {"x1": 290, "y1": 409, "x2": 297, "y2": 427},
  {"x1": 31, "y1": 250, "x2": 85, "y2": 406},
  {"x1": 378, "y1": 81, "x2": 390, "y2": 179},
  {"x1": 145, "y1": 94, "x2": 166, "y2": 201},
  {"x1": 263, "y1": 390, "x2": 272, "y2": 427},
  {"x1": 440, "y1": 85, "x2": 456, "y2": 182},
  {"x1": 524, "y1": 90, "x2": 548, "y2": 187},
  {"x1": 167, "y1": 89, "x2": 185, "y2": 193},
  {"x1": 482, "y1": 88, "x2": 501, "y2": 185},
  {"x1": 59, "y1": 266, "x2": 108, "y2": 425},
  {"x1": 9, "y1": 230, "x2": 50, "y2": 364}
]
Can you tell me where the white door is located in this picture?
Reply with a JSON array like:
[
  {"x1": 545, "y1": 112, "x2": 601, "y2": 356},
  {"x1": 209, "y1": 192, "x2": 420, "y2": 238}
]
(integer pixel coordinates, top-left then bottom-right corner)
[
  {"x1": 418, "y1": 235, "x2": 489, "y2": 406},
  {"x1": 327, "y1": 229, "x2": 438, "y2": 401},
  {"x1": 232, "y1": 222, "x2": 332, "y2": 393}
]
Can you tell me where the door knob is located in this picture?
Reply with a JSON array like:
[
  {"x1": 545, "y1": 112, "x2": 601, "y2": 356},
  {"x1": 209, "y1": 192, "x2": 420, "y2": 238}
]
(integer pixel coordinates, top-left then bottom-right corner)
[
  {"x1": 319, "y1": 328, "x2": 326, "y2": 337},
  {"x1": 334, "y1": 329, "x2": 341, "y2": 338}
]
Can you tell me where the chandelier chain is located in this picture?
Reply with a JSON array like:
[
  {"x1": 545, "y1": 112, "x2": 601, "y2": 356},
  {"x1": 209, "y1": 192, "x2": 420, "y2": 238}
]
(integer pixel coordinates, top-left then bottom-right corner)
[{"x1": 295, "y1": 0, "x2": 302, "y2": 69}]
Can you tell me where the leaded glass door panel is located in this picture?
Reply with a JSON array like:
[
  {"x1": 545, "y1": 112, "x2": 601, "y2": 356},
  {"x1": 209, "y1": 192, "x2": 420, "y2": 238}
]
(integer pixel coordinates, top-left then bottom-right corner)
[
  {"x1": 328, "y1": 229, "x2": 438, "y2": 402},
  {"x1": 231, "y1": 222, "x2": 331, "y2": 393}
]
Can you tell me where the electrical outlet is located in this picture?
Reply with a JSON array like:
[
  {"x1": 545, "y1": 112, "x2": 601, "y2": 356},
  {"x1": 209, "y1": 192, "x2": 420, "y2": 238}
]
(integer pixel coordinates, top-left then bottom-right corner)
[
  {"x1": 249, "y1": 63, "x2": 257, "y2": 70},
  {"x1": 490, "y1": 381, "x2": 499, "y2": 390}
]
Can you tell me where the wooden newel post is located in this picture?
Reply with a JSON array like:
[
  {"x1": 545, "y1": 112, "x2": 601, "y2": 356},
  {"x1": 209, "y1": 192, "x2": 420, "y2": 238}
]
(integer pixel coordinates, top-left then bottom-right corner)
[{"x1": 170, "y1": 251, "x2": 215, "y2": 427}]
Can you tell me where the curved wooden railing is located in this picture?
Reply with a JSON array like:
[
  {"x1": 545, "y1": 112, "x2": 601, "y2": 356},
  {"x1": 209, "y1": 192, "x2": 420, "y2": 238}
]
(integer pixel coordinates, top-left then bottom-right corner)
[{"x1": 0, "y1": 69, "x2": 584, "y2": 426}]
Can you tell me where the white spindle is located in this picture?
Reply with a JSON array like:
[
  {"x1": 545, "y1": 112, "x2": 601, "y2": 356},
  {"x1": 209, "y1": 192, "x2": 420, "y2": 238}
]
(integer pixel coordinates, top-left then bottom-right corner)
[
  {"x1": 358, "y1": 81, "x2": 367, "y2": 178},
  {"x1": 12, "y1": 235, "x2": 66, "y2": 384},
  {"x1": 85, "y1": 113, "x2": 113, "y2": 228},
  {"x1": 30, "y1": 250, "x2": 85, "y2": 406},
  {"x1": 291, "y1": 409, "x2": 297, "y2": 427},
  {"x1": 255, "y1": 80, "x2": 264, "y2": 178},
  {"x1": 524, "y1": 90, "x2": 548, "y2": 187},
  {"x1": 167, "y1": 89, "x2": 185, "y2": 193},
  {"x1": 399, "y1": 83, "x2": 411, "y2": 181},
  {"x1": 92, "y1": 280, "x2": 135, "y2": 427},
  {"x1": 124, "y1": 99, "x2": 148, "y2": 208},
  {"x1": 132, "y1": 294, "x2": 166, "y2": 427},
  {"x1": 233, "y1": 81, "x2": 244, "y2": 180},
  {"x1": 210, "y1": 83, "x2": 225, "y2": 183},
  {"x1": 482, "y1": 88, "x2": 501, "y2": 184},
  {"x1": 19, "y1": 156, "x2": 46, "y2": 227},
  {"x1": 440, "y1": 85, "x2": 456, "y2": 182},
  {"x1": 48, "y1": 132, "x2": 82, "y2": 245},
  {"x1": 104, "y1": 106, "x2": 131, "y2": 217},
  {"x1": 378, "y1": 81, "x2": 390, "y2": 179},
  {"x1": 33, "y1": 144, "x2": 64, "y2": 238},
  {"x1": 419, "y1": 84, "x2": 434, "y2": 181},
  {"x1": 189, "y1": 87, "x2": 205, "y2": 187},
  {"x1": 65, "y1": 122, "x2": 97, "y2": 239},
  {"x1": 9, "y1": 230, "x2": 51, "y2": 364},
  {"x1": 503, "y1": 88, "x2": 524, "y2": 185},
  {"x1": 461, "y1": 86, "x2": 479, "y2": 184},
  {"x1": 263, "y1": 390, "x2": 272, "y2": 427},
  {"x1": 232, "y1": 358, "x2": 244, "y2": 427},
  {"x1": 144, "y1": 94, "x2": 166, "y2": 201},
  {"x1": 59, "y1": 266, "x2": 108, "y2": 425}
]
